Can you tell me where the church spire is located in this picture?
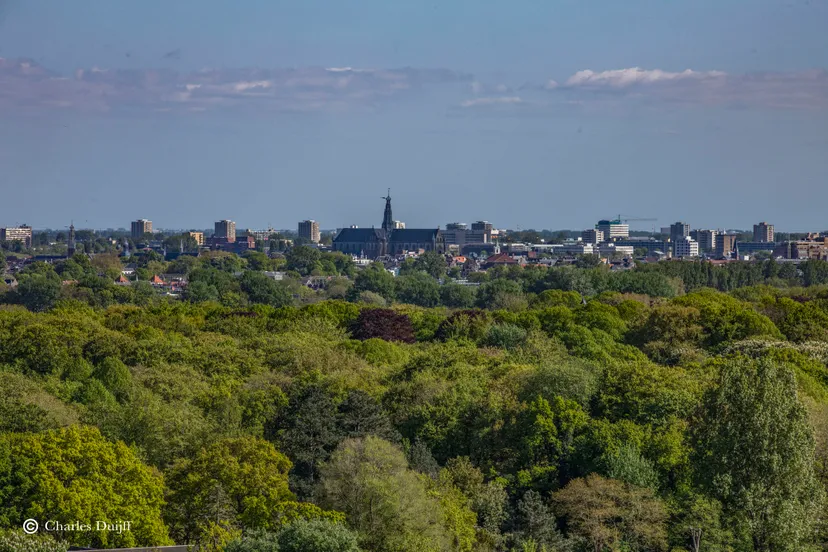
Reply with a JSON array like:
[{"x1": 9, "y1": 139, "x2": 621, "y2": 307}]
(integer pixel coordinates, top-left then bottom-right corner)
[
  {"x1": 381, "y1": 188, "x2": 393, "y2": 232},
  {"x1": 67, "y1": 222, "x2": 76, "y2": 257}
]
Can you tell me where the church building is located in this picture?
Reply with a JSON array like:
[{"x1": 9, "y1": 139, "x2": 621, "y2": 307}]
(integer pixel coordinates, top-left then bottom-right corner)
[{"x1": 332, "y1": 192, "x2": 444, "y2": 259}]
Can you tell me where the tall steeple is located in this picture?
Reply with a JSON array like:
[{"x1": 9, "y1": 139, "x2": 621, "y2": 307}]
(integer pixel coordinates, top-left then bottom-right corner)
[
  {"x1": 67, "y1": 222, "x2": 76, "y2": 257},
  {"x1": 381, "y1": 188, "x2": 393, "y2": 232}
]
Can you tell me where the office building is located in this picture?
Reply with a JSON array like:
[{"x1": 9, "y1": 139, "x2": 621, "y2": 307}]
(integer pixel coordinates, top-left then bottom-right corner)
[
  {"x1": 215, "y1": 220, "x2": 236, "y2": 243},
  {"x1": 596, "y1": 219, "x2": 629, "y2": 240},
  {"x1": 736, "y1": 242, "x2": 776, "y2": 256},
  {"x1": 670, "y1": 222, "x2": 691, "y2": 243},
  {"x1": 717, "y1": 233, "x2": 738, "y2": 258},
  {"x1": 393, "y1": 221, "x2": 406, "y2": 229},
  {"x1": 753, "y1": 222, "x2": 775, "y2": 243},
  {"x1": 298, "y1": 220, "x2": 320, "y2": 243},
  {"x1": 131, "y1": 219, "x2": 152, "y2": 240},
  {"x1": 444, "y1": 221, "x2": 492, "y2": 246},
  {"x1": 0, "y1": 225, "x2": 33, "y2": 247},
  {"x1": 471, "y1": 221, "x2": 494, "y2": 242},
  {"x1": 443, "y1": 223, "x2": 469, "y2": 247},
  {"x1": 673, "y1": 236, "x2": 699, "y2": 258},
  {"x1": 188, "y1": 231, "x2": 205, "y2": 246},
  {"x1": 691, "y1": 229, "x2": 718, "y2": 253},
  {"x1": 774, "y1": 238, "x2": 828, "y2": 260},
  {"x1": 582, "y1": 229, "x2": 604, "y2": 245},
  {"x1": 614, "y1": 238, "x2": 671, "y2": 256},
  {"x1": 598, "y1": 243, "x2": 634, "y2": 258}
]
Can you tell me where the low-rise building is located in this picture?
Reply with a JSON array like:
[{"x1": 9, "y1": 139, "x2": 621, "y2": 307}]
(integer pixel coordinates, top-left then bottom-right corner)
[
  {"x1": 774, "y1": 238, "x2": 828, "y2": 260},
  {"x1": 598, "y1": 243, "x2": 634, "y2": 258}
]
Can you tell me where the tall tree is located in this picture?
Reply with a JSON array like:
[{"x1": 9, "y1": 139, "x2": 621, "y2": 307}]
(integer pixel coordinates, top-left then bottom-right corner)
[
  {"x1": 692, "y1": 357, "x2": 825, "y2": 551},
  {"x1": 318, "y1": 436, "x2": 470, "y2": 552}
]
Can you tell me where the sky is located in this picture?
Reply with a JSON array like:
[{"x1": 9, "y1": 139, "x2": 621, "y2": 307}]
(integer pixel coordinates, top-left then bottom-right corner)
[{"x1": 1, "y1": 0, "x2": 827, "y2": 232}]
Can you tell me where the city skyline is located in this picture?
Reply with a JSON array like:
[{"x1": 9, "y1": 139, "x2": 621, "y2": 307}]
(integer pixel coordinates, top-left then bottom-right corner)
[{"x1": 1, "y1": 1, "x2": 827, "y2": 230}]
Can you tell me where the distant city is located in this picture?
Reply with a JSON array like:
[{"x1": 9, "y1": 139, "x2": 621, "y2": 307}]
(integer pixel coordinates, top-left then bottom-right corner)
[{"x1": 2, "y1": 193, "x2": 827, "y2": 264}]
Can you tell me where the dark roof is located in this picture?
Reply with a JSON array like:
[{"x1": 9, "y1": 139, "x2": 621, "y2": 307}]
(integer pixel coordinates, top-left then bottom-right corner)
[
  {"x1": 388, "y1": 229, "x2": 439, "y2": 242},
  {"x1": 334, "y1": 228, "x2": 386, "y2": 242}
]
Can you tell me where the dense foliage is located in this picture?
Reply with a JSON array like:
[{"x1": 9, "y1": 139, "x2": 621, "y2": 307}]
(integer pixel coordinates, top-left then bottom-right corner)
[{"x1": 2, "y1": 251, "x2": 828, "y2": 550}]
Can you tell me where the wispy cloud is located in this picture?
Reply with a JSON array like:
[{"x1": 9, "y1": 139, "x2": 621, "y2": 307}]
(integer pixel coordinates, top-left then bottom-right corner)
[
  {"x1": 460, "y1": 67, "x2": 828, "y2": 111},
  {"x1": 460, "y1": 96, "x2": 523, "y2": 108},
  {"x1": 4, "y1": 57, "x2": 827, "y2": 113},
  {"x1": 0, "y1": 58, "x2": 473, "y2": 113},
  {"x1": 557, "y1": 67, "x2": 828, "y2": 109},
  {"x1": 563, "y1": 67, "x2": 727, "y2": 88}
]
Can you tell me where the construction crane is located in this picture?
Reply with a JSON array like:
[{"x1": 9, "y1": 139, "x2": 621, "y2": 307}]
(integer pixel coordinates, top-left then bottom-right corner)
[
  {"x1": 614, "y1": 214, "x2": 657, "y2": 223},
  {"x1": 603, "y1": 215, "x2": 658, "y2": 235}
]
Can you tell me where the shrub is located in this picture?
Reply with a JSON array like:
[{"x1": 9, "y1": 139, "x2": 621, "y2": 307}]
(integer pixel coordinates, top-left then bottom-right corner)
[{"x1": 351, "y1": 309, "x2": 415, "y2": 343}]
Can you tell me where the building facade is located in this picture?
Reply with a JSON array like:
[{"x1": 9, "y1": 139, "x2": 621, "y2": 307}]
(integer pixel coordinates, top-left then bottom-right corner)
[
  {"x1": 131, "y1": 219, "x2": 152, "y2": 240},
  {"x1": 690, "y1": 229, "x2": 718, "y2": 253},
  {"x1": 188, "y1": 231, "x2": 205, "y2": 246},
  {"x1": 753, "y1": 222, "x2": 775, "y2": 243},
  {"x1": 581, "y1": 229, "x2": 604, "y2": 245},
  {"x1": 215, "y1": 220, "x2": 236, "y2": 243},
  {"x1": 596, "y1": 219, "x2": 629, "y2": 240},
  {"x1": 673, "y1": 236, "x2": 700, "y2": 258},
  {"x1": 298, "y1": 220, "x2": 321, "y2": 243},
  {"x1": 773, "y1": 239, "x2": 828, "y2": 260},
  {"x1": 670, "y1": 222, "x2": 691, "y2": 243},
  {"x1": 0, "y1": 225, "x2": 33, "y2": 247},
  {"x1": 332, "y1": 193, "x2": 444, "y2": 259},
  {"x1": 717, "y1": 234, "x2": 738, "y2": 258}
]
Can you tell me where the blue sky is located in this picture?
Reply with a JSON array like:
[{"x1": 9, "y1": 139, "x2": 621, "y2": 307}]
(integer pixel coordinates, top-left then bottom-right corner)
[{"x1": 1, "y1": 0, "x2": 827, "y2": 231}]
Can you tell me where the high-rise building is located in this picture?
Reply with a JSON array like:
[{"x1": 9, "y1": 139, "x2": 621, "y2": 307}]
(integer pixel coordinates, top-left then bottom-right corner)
[
  {"x1": 393, "y1": 221, "x2": 406, "y2": 229},
  {"x1": 188, "y1": 231, "x2": 205, "y2": 246},
  {"x1": 215, "y1": 220, "x2": 236, "y2": 243},
  {"x1": 298, "y1": 220, "x2": 321, "y2": 243},
  {"x1": 582, "y1": 228, "x2": 604, "y2": 245},
  {"x1": 670, "y1": 222, "x2": 691, "y2": 243},
  {"x1": 691, "y1": 229, "x2": 718, "y2": 253},
  {"x1": 0, "y1": 224, "x2": 33, "y2": 247},
  {"x1": 753, "y1": 222, "x2": 775, "y2": 243},
  {"x1": 717, "y1": 233, "x2": 737, "y2": 258},
  {"x1": 131, "y1": 219, "x2": 152, "y2": 240},
  {"x1": 597, "y1": 219, "x2": 629, "y2": 240},
  {"x1": 443, "y1": 223, "x2": 469, "y2": 246},
  {"x1": 673, "y1": 236, "x2": 699, "y2": 258},
  {"x1": 470, "y1": 221, "x2": 494, "y2": 243}
]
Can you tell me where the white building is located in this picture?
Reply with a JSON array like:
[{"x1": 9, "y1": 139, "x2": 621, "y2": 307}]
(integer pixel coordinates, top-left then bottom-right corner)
[
  {"x1": 596, "y1": 220, "x2": 629, "y2": 240},
  {"x1": 673, "y1": 236, "x2": 700, "y2": 258},
  {"x1": 598, "y1": 243, "x2": 634, "y2": 258}
]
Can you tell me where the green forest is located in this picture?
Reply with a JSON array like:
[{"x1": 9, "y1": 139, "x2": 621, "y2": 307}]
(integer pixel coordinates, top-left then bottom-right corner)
[{"x1": 2, "y1": 250, "x2": 828, "y2": 551}]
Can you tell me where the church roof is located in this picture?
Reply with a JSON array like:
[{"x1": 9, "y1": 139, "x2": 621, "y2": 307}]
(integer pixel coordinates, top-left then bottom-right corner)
[
  {"x1": 334, "y1": 228, "x2": 386, "y2": 242},
  {"x1": 388, "y1": 228, "x2": 440, "y2": 242}
]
